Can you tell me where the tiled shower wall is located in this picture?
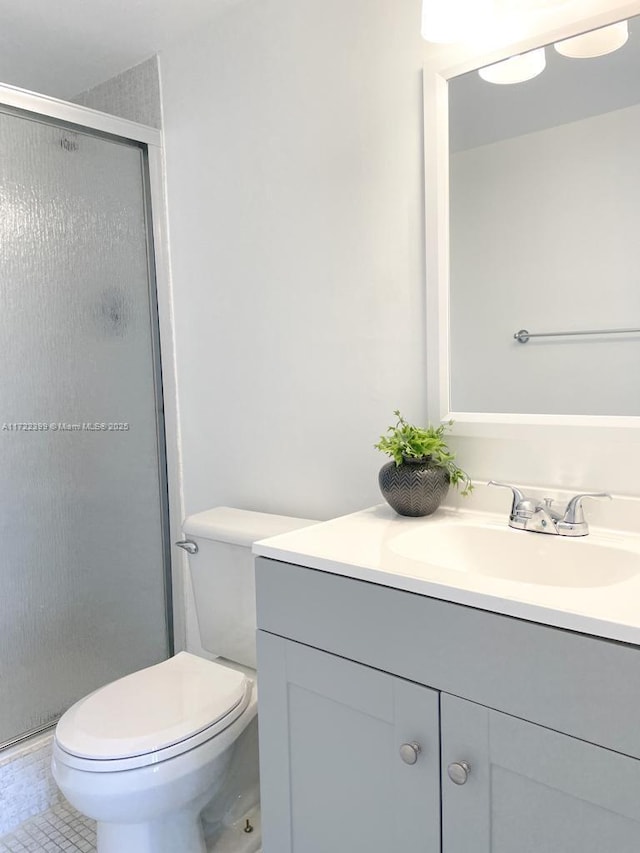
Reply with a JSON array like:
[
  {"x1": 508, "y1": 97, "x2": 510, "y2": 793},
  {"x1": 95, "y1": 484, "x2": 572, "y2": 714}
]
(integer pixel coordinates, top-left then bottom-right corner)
[
  {"x1": 73, "y1": 56, "x2": 162, "y2": 129},
  {"x1": 0, "y1": 734, "x2": 60, "y2": 836}
]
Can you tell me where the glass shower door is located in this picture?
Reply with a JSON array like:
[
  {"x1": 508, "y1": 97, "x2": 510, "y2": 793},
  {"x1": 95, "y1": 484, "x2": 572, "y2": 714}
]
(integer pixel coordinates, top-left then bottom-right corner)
[{"x1": 0, "y1": 108, "x2": 170, "y2": 747}]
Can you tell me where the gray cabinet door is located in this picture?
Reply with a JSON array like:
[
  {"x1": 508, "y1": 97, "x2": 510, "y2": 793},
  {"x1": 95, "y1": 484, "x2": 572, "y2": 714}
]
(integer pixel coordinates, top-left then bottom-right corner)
[
  {"x1": 441, "y1": 693, "x2": 640, "y2": 853},
  {"x1": 257, "y1": 631, "x2": 441, "y2": 853}
]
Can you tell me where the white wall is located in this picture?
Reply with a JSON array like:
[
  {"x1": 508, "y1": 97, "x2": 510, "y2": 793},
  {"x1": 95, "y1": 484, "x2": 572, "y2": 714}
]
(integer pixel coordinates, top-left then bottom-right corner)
[
  {"x1": 157, "y1": 0, "x2": 640, "y2": 540},
  {"x1": 154, "y1": 0, "x2": 640, "y2": 651},
  {"x1": 159, "y1": 0, "x2": 428, "y2": 522},
  {"x1": 450, "y1": 102, "x2": 640, "y2": 416}
]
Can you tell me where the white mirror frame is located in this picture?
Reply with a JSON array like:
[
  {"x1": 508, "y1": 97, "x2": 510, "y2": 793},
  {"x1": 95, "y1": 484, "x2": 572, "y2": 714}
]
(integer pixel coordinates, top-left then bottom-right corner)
[{"x1": 424, "y1": 0, "x2": 640, "y2": 441}]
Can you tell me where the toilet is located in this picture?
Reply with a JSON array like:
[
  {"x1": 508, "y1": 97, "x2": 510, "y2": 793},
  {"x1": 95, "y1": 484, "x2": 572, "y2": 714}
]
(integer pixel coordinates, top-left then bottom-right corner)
[{"x1": 52, "y1": 507, "x2": 316, "y2": 853}]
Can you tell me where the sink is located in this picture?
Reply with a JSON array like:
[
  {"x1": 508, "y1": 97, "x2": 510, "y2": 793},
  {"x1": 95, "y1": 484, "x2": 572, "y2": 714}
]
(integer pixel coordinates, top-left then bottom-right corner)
[
  {"x1": 390, "y1": 519, "x2": 639, "y2": 588},
  {"x1": 254, "y1": 502, "x2": 640, "y2": 644}
]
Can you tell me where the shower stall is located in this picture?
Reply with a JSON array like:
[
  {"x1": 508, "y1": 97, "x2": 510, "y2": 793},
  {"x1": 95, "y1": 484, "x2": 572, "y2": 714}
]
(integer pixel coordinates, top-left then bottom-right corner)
[{"x1": 0, "y1": 86, "x2": 174, "y2": 750}]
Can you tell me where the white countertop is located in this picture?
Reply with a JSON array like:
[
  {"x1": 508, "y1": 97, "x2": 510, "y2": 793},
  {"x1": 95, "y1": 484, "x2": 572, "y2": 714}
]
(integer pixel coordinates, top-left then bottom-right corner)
[{"x1": 254, "y1": 501, "x2": 640, "y2": 646}]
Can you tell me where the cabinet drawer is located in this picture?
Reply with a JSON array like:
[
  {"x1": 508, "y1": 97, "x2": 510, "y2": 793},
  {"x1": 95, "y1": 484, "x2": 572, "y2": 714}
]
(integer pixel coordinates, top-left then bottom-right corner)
[{"x1": 256, "y1": 557, "x2": 640, "y2": 759}]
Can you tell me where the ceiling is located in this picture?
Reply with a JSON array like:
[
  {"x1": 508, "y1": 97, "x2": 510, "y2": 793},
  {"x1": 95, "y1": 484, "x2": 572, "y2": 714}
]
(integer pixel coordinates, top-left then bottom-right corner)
[{"x1": 0, "y1": 0, "x2": 240, "y2": 99}]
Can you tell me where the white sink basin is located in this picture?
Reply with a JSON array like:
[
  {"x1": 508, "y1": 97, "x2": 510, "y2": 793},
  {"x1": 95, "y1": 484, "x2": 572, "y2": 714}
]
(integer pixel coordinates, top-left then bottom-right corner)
[
  {"x1": 254, "y1": 503, "x2": 640, "y2": 645},
  {"x1": 389, "y1": 520, "x2": 638, "y2": 588}
]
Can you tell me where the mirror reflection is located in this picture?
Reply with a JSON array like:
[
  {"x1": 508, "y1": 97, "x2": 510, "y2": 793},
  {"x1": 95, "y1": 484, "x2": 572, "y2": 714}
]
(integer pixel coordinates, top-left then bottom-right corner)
[{"x1": 448, "y1": 16, "x2": 640, "y2": 416}]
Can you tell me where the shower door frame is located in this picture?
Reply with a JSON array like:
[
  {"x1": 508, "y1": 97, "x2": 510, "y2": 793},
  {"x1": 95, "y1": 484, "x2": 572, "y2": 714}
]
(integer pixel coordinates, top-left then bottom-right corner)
[{"x1": 0, "y1": 81, "x2": 185, "y2": 745}]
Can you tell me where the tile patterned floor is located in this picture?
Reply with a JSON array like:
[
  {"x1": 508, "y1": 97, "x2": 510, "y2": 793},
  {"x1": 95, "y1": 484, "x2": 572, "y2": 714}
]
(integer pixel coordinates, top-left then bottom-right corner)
[
  {"x1": 0, "y1": 801, "x2": 96, "y2": 853},
  {"x1": 0, "y1": 800, "x2": 263, "y2": 853}
]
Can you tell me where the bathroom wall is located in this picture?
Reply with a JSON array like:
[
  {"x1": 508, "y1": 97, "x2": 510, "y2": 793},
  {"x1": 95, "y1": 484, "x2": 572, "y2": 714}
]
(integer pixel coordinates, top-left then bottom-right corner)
[
  {"x1": 156, "y1": 0, "x2": 640, "y2": 540},
  {"x1": 73, "y1": 56, "x2": 162, "y2": 128},
  {"x1": 158, "y1": 0, "x2": 428, "y2": 523}
]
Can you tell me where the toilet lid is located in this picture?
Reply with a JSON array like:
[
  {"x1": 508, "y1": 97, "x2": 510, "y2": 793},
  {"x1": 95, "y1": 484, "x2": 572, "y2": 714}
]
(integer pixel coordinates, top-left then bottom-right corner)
[{"x1": 55, "y1": 652, "x2": 249, "y2": 760}]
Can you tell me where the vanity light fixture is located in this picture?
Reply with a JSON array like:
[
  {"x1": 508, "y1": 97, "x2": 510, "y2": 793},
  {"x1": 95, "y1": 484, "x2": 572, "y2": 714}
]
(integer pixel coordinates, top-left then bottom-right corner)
[
  {"x1": 497, "y1": 0, "x2": 571, "y2": 11},
  {"x1": 421, "y1": 0, "x2": 492, "y2": 44},
  {"x1": 421, "y1": 0, "x2": 570, "y2": 44},
  {"x1": 478, "y1": 47, "x2": 546, "y2": 84},
  {"x1": 554, "y1": 20, "x2": 629, "y2": 58}
]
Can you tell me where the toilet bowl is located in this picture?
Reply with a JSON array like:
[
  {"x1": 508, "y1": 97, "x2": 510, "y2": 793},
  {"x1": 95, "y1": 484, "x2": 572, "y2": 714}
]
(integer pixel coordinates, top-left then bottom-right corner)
[
  {"x1": 53, "y1": 652, "x2": 258, "y2": 853},
  {"x1": 52, "y1": 507, "x2": 317, "y2": 853}
]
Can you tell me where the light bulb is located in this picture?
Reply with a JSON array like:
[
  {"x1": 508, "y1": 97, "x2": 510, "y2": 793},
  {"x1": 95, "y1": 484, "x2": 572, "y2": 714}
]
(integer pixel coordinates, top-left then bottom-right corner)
[
  {"x1": 478, "y1": 47, "x2": 546, "y2": 84},
  {"x1": 554, "y1": 20, "x2": 629, "y2": 58}
]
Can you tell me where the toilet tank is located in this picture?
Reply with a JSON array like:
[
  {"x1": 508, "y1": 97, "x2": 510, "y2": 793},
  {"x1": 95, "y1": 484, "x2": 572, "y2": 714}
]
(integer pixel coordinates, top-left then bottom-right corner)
[{"x1": 182, "y1": 506, "x2": 317, "y2": 669}]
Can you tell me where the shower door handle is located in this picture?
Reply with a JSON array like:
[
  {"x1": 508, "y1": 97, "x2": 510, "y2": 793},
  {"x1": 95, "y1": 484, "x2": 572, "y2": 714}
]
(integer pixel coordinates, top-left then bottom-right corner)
[{"x1": 175, "y1": 539, "x2": 198, "y2": 555}]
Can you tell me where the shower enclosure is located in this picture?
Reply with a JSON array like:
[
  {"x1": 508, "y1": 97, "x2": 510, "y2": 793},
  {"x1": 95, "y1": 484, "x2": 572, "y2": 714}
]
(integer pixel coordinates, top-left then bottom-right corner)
[{"x1": 0, "y1": 89, "x2": 173, "y2": 748}]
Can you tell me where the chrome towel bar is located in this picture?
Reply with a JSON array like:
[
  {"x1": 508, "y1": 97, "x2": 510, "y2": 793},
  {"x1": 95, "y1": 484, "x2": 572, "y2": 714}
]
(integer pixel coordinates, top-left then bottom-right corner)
[{"x1": 514, "y1": 327, "x2": 640, "y2": 344}]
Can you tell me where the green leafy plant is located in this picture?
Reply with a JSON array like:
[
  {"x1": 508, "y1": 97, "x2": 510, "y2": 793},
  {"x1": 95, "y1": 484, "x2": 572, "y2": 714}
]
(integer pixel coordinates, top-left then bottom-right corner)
[{"x1": 375, "y1": 410, "x2": 473, "y2": 496}]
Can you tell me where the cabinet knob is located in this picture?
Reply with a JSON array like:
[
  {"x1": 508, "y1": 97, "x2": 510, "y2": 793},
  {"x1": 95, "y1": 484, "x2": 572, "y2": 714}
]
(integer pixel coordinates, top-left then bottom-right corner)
[
  {"x1": 399, "y1": 742, "x2": 422, "y2": 765},
  {"x1": 447, "y1": 761, "x2": 471, "y2": 785}
]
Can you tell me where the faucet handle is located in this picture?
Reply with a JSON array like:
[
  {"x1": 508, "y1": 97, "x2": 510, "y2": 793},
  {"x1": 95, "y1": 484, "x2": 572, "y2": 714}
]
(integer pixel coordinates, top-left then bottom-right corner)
[
  {"x1": 488, "y1": 481, "x2": 527, "y2": 514},
  {"x1": 563, "y1": 492, "x2": 612, "y2": 525}
]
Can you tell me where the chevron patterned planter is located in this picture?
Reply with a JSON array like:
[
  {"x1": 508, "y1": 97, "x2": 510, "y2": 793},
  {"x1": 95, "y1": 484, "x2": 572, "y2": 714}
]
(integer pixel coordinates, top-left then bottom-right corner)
[{"x1": 378, "y1": 459, "x2": 450, "y2": 517}]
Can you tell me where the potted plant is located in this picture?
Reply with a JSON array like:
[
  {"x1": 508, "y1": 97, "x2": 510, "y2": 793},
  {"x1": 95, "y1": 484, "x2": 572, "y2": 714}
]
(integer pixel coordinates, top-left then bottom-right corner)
[{"x1": 375, "y1": 411, "x2": 472, "y2": 517}]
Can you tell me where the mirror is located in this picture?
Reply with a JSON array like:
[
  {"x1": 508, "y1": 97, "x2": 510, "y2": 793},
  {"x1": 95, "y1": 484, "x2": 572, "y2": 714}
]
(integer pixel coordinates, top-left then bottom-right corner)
[{"x1": 437, "y1": 13, "x2": 640, "y2": 422}]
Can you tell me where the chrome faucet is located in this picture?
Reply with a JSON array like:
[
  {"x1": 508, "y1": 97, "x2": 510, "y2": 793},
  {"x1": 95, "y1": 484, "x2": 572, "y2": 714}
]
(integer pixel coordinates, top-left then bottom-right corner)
[{"x1": 488, "y1": 482, "x2": 611, "y2": 537}]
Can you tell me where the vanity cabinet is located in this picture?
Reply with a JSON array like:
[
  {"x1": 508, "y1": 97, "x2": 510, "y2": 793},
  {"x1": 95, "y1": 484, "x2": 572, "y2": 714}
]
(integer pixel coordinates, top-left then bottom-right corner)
[
  {"x1": 257, "y1": 633, "x2": 440, "y2": 853},
  {"x1": 256, "y1": 557, "x2": 640, "y2": 853},
  {"x1": 441, "y1": 694, "x2": 640, "y2": 853}
]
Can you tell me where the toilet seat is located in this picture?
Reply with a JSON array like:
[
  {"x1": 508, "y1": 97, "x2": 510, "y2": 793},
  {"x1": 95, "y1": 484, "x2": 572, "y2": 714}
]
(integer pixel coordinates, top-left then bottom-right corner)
[{"x1": 54, "y1": 652, "x2": 253, "y2": 772}]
